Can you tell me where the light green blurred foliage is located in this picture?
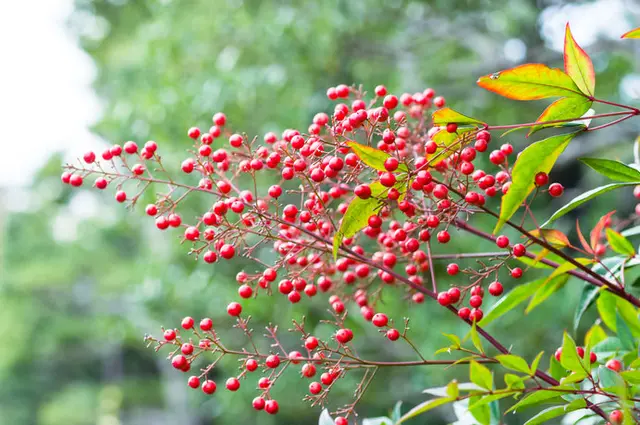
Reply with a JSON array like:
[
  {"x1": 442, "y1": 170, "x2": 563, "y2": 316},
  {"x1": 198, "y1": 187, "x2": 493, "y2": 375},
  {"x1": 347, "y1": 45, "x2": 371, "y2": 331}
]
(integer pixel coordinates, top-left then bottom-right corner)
[{"x1": 2, "y1": 0, "x2": 639, "y2": 424}]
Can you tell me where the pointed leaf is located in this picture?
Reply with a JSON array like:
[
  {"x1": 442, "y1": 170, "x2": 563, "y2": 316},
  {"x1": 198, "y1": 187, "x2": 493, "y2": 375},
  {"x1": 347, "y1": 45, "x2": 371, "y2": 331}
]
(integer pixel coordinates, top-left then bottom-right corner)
[
  {"x1": 584, "y1": 324, "x2": 607, "y2": 347},
  {"x1": 606, "y1": 228, "x2": 636, "y2": 256},
  {"x1": 428, "y1": 127, "x2": 475, "y2": 166},
  {"x1": 621, "y1": 27, "x2": 640, "y2": 39},
  {"x1": 528, "y1": 229, "x2": 571, "y2": 248},
  {"x1": 597, "y1": 365, "x2": 627, "y2": 396},
  {"x1": 495, "y1": 132, "x2": 580, "y2": 232},
  {"x1": 597, "y1": 291, "x2": 617, "y2": 332},
  {"x1": 528, "y1": 97, "x2": 592, "y2": 136},
  {"x1": 574, "y1": 285, "x2": 602, "y2": 332},
  {"x1": 432, "y1": 108, "x2": 486, "y2": 126},
  {"x1": 580, "y1": 158, "x2": 640, "y2": 182},
  {"x1": 524, "y1": 400, "x2": 586, "y2": 425},
  {"x1": 479, "y1": 278, "x2": 546, "y2": 326},
  {"x1": 620, "y1": 370, "x2": 640, "y2": 384},
  {"x1": 561, "y1": 332, "x2": 584, "y2": 372},
  {"x1": 564, "y1": 24, "x2": 596, "y2": 96},
  {"x1": 590, "y1": 211, "x2": 616, "y2": 251},
  {"x1": 504, "y1": 373, "x2": 526, "y2": 390},
  {"x1": 526, "y1": 274, "x2": 570, "y2": 313},
  {"x1": 531, "y1": 351, "x2": 545, "y2": 374},
  {"x1": 347, "y1": 141, "x2": 408, "y2": 173},
  {"x1": 395, "y1": 397, "x2": 454, "y2": 424},
  {"x1": 477, "y1": 64, "x2": 585, "y2": 100},
  {"x1": 576, "y1": 220, "x2": 594, "y2": 254},
  {"x1": 616, "y1": 311, "x2": 636, "y2": 351},
  {"x1": 541, "y1": 182, "x2": 640, "y2": 228},
  {"x1": 542, "y1": 258, "x2": 592, "y2": 286},
  {"x1": 506, "y1": 389, "x2": 567, "y2": 413},
  {"x1": 495, "y1": 354, "x2": 531, "y2": 374},
  {"x1": 469, "y1": 322, "x2": 484, "y2": 354},
  {"x1": 470, "y1": 360, "x2": 493, "y2": 390},
  {"x1": 467, "y1": 392, "x2": 516, "y2": 411}
]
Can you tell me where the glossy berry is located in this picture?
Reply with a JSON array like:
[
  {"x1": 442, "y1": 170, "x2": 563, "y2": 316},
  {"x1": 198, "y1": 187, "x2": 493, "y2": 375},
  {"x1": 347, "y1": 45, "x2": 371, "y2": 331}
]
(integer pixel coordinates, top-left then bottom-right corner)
[
  {"x1": 495, "y1": 235, "x2": 509, "y2": 248},
  {"x1": 226, "y1": 377, "x2": 240, "y2": 391},
  {"x1": 511, "y1": 267, "x2": 523, "y2": 279},
  {"x1": 372, "y1": 313, "x2": 389, "y2": 327},
  {"x1": 335, "y1": 417, "x2": 348, "y2": 425},
  {"x1": 201, "y1": 380, "x2": 217, "y2": 394},
  {"x1": 446, "y1": 263, "x2": 459, "y2": 275},
  {"x1": 386, "y1": 328, "x2": 400, "y2": 341},
  {"x1": 488, "y1": 281, "x2": 503, "y2": 296},
  {"x1": 252, "y1": 397, "x2": 266, "y2": 410},
  {"x1": 458, "y1": 307, "x2": 471, "y2": 320},
  {"x1": 534, "y1": 172, "x2": 549, "y2": 186},
  {"x1": 199, "y1": 318, "x2": 213, "y2": 331},
  {"x1": 265, "y1": 400, "x2": 279, "y2": 415},
  {"x1": 609, "y1": 410, "x2": 623, "y2": 424},
  {"x1": 437, "y1": 231, "x2": 450, "y2": 244},
  {"x1": 181, "y1": 316, "x2": 194, "y2": 329},
  {"x1": 164, "y1": 329, "x2": 176, "y2": 341},
  {"x1": 266, "y1": 354, "x2": 280, "y2": 368},
  {"x1": 354, "y1": 184, "x2": 372, "y2": 199},
  {"x1": 188, "y1": 376, "x2": 200, "y2": 389},
  {"x1": 512, "y1": 243, "x2": 526, "y2": 257},
  {"x1": 606, "y1": 359, "x2": 622, "y2": 372},
  {"x1": 437, "y1": 292, "x2": 451, "y2": 306},
  {"x1": 469, "y1": 295, "x2": 483, "y2": 308},
  {"x1": 309, "y1": 381, "x2": 322, "y2": 394},
  {"x1": 549, "y1": 183, "x2": 564, "y2": 197},
  {"x1": 469, "y1": 308, "x2": 483, "y2": 322},
  {"x1": 335, "y1": 328, "x2": 353, "y2": 344},
  {"x1": 446, "y1": 123, "x2": 458, "y2": 133},
  {"x1": 227, "y1": 302, "x2": 242, "y2": 316}
]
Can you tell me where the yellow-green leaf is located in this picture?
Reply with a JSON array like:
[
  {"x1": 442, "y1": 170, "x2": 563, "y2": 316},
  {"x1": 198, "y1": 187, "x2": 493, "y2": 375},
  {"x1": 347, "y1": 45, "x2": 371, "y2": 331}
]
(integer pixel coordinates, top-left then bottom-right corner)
[
  {"x1": 560, "y1": 332, "x2": 584, "y2": 372},
  {"x1": 564, "y1": 23, "x2": 595, "y2": 96},
  {"x1": 479, "y1": 279, "x2": 546, "y2": 326},
  {"x1": 477, "y1": 63, "x2": 585, "y2": 100},
  {"x1": 467, "y1": 392, "x2": 516, "y2": 410},
  {"x1": 606, "y1": 228, "x2": 636, "y2": 256},
  {"x1": 432, "y1": 108, "x2": 485, "y2": 126},
  {"x1": 528, "y1": 96, "x2": 592, "y2": 136},
  {"x1": 428, "y1": 127, "x2": 475, "y2": 166},
  {"x1": 470, "y1": 360, "x2": 493, "y2": 390},
  {"x1": 597, "y1": 290, "x2": 617, "y2": 332},
  {"x1": 395, "y1": 397, "x2": 454, "y2": 424},
  {"x1": 523, "y1": 399, "x2": 586, "y2": 425},
  {"x1": 506, "y1": 389, "x2": 566, "y2": 413},
  {"x1": 580, "y1": 158, "x2": 640, "y2": 183},
  {"x1": 495, "y1": 354, "x2": 531, "y2": 374},
  {"x1": 526, "y1": 274, "x2": 570, "y2": 314},
  {"x1": 346, "y1": 141, "x2": 408, "y2": 172},
  {"x1": 542, "y1": 258, "x2": 592, "y2": 285},
  {"x1": 621, "y1": 27, "x2": 640, "y2": 39},
  {"x1": 495, "y1": 131, "x2": 580, "y2": 233}
]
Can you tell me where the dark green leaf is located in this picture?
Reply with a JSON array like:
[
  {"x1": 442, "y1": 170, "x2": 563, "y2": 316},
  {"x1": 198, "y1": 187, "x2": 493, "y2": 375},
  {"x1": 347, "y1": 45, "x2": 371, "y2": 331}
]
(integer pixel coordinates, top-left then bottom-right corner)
[
  {"x1": 467, "y1": 392, "x2": 516, "y2": 410},
  {"x1": 579, "y1": 158, "x2": 640, "y2": 182},
  {"x1": 542, "y1": 182, "x2": 640, "y2": 227}
]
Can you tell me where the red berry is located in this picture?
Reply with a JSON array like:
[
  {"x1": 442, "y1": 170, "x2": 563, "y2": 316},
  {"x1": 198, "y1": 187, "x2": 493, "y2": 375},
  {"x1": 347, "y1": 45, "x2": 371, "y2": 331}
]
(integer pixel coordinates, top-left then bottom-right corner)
[
  {"x1": 266, "y1": 354, "x2": 280, "y2": 368},
  {"x1": 469, "y1": 295, "x2": 483, "y2": 308},
  {"x1": 238, "y1": 284, "x2": 253, "y2": 299},
  {"x1": 220, "y1": 244, "x2": 235, "y2": 259},
  {"x1": 70, "y1": 174, "x2": 83, "y2": 187},
  {"x1": 434, "y1": 96, "x2": 445, "y2": 108},
  {"x1": 555, "y1": 347, "x2": 562, "y2": 361},
  {"x1": 172, "y1": 354, "x2": 187, "y2": 369},
  {"x1": 511, "y1": 267, "x2": 523, "y2": 278},
  {"x1": 437, "y1": 292, "x2": 451, "y2": 306},
  {"x1": 386, "y1": 328, "x2": 400, "y2": 341},
  {"x1": 83, "y1": 151, "x2": 96, "y2": 163},
  {"x1": 226, "y1": 377, "x2": 240, "y2": 391},
  {"x1": 512, "y1": 243, "x2": 526, "y2": 257},
  {"x1": 496, "y1": 235, "x2": 509, "y2": 248},
  {"x1": 458, "y1": 307, "x2": 471, "y2": 320},
  {"x1": 535, "y1": 172, "x2": 549, "y2": 186},
  {"x1": 609, "y1": 410, "x2": 623, "y2": 424},
  {"x1": 446, "y1": 123, "x2": 458, "y2": 133},
  {"x1": 372, "y1": 313, "x2": 389, "y2": 327},
  {"x1": 309, "y1": 381, "x2": 322, "y2": 394},
  {"x1": 606, "y1": 359, "x2": 622, "y2": 372},
  {"x1": 265, "y1": 400, "x2": 279, "y2": 415},
  {"x1": 488, "y1": 281, "x2": 503, "y2": 296},
  {"x1": 489, "y1": 150, "x2": 505, "y2": 165},
  {"x1": 380, "y1": 172, "x2": 396, "y2": 187},
  {"x1": 354, "y1": 184, "x2": 372, "y2": 199},
  {"x1": 227, "y1": 302, "x2": 242, "y2": 317},
  {"x1": 446, "y1": 263, "x2": 459, "y2": 275},
  {"x1": 335, "y1": 417, "x2": 348, "y2": 425},
  {"x1": 335, "y1": 328, "x2": 353, "y2": 344},
  {"x1": 184, "y1": 226, "x2": 200, "y2": 241},
  {"x1": 384, "y1": 157, "x2": 399, "y2": 171},
  {"x1": 164, "y1": 329, "x2": 176, "y2": 341},
  {"x1": 115, "y1": 190, "x2": 127, "y2": 203},
  {"x1": 201, "y1": 380, "x2": 216, "y2": 394},
  {"x1": 95, "y1": 177, "x2": 108, "y2": 189},
  {"x1": 188, "y1": 127, "x2": 201, "y2": 139},
  {"x1": 188, "y1": 376, "x2": 200, "y2": 388},
  {"x1": 252, "y1": 397, "x2": 266, "y2": 410},
  {"x1": 199, "y1": 318, "x2": 213, "y2": 331},
  {"x1": 469, "y1": 308, "x2": 483, "y2": 322},
  {"x1": 375, "y1": 85, "x2": 387, "y2": 96},
  {"x1": 181, "y1": 317, "x2": 194, "y2": 329},
  {"x1": 549, "y1": 183, "x2": 564, "y2": 197},
  {"x1": 123, "y1": 141, "x2": 138, "y2": 154},
  {"x1": 437, "y1": 231, "x2": 450, "y2": 244},
  {"x1": 229, "y1": 134, "x2": 243, "y2": 147},
  {"x1": 448, "y1": 287, "x2": 461, "y2": 303}
]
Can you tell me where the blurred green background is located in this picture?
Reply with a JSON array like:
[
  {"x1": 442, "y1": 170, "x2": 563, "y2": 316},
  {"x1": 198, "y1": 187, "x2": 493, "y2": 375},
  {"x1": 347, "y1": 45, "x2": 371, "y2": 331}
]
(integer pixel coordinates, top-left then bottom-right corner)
[{"x1": 2, "y1": 0, "x2": 640, "y2": 424}]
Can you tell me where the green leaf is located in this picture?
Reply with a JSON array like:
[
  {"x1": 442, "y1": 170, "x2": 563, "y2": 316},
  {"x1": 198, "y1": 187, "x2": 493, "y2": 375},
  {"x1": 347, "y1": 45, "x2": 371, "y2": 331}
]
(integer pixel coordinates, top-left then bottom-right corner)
[
  {"x1": 470, "y1": 360, "x2": 493, "y2": 390},
  {"x1": 432, "y1": 108, "x2": 485, "y2": 126},
  {"x1": 346, "y1": 141, "x2": 408, "y2": 173},
  {"x1": 592, "y1": 337, "x2": 624, "y2": 355},
  {"x1": 333, "y1": 180, "x2": 406, "y2": 259},
  {"x1": 467, "y1": 392, "x2": 516, "y2": 410},
  {"x1": 506, "y1": 389, "x2": 567, "y2": 413},
  {"x1": 447, "y1": 380, "x2": 459, "y2": 398},
  {"x1": 395, "y1": 397, "x2": 454, "y2": 424},
  {"x1": 606, "y1": 228, "x2": 636, "y2": 256},
  {"x1": 479, "y1": 279, "x2": 546, "y2": 326},
  {"x1": 524, "y1": 399, "x2": 587, "y2": 425},
  {"x1": 580, "y1": 158, "x2": 640, "y2": 183},
  {"x1": 504, "y1": 373, "x2": 526, "y2": 390},
  {"x1": 560, "y1": 371, "x2": 587, "y2": 384},
  {"x1": 616, "y1": 312, "x2": 636, "y2": 351},
  {"x1": 477, "y1": 63, "x2": 585, "y2": 100},
  {"x1": 469, "y1": 322, "x2": 484, "y2": 354},
  {"x1": 428, "y1": 127, "x2": 475, "y2": 166},
  {"x1": 495, "y1": 131, "x2": 579, "y2": 232},
  {"x1": 469, "y1": 396, "x2": 491, "y2": 425},
  {"x1": 620, "y1": 370, "x2": 640, "y2": 384},
  {"x1": 549, "y1": 356, "x2": 568, "y2": 381},
  {"x1": 528, "y1": 97, "x2": 591, "y2": 136},
  {"x1": 597, "y1": 290, "x2": 617, "y2": 332},
  {"x1": 616, "y1": 297, "x2": 640, "y2": 336},
  {"x1": 585, "y1": 324, "x2": 607, "y2": 347},
  {"x1": 542, "y1": 182, "x2": 640, "y2": 227},
  {"x1": 564, "y1": 23, "x2": 596, "y2": 97},
  {"x1": 526, "y1": 274, "x2": 570, "y2": 314},
  {"x1": 531, "y1": 351, "x2": 545, "y2": 374},
  {"x1": 621, "y1": 27, "x2": 640, "y2": 39},
  {"x1": 597, "y1": 365, "x2": 627, "y2": 396},
  {"x1": 495, "y1": 354, "x2": 532, "y2": 374},
  {"x1": 391, "y1": 401, "x2": 403, "y2": 423},
  {"x1": 561, "y1": 332, "x2": 584, "y2": 372},
  {"x1": 574, "y1": 285, "x2": 602, "y2": 333},
  {"x1": 442, "y1": 333, "x2": 462, "y2": 348}
]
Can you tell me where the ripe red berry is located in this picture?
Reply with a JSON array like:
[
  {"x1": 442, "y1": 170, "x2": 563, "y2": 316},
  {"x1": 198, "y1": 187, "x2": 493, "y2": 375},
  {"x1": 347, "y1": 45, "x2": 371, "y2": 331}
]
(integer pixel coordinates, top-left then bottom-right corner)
[
  {"x1": 511, "y1": 267, "x2": 523, "y2": 279},
  {"x1": 469, "y1": 295, "x2": 483, "y2": 308},
  {"x1": 437, "y1": 292, "x2": 451, "y2": 306},
  {"x1": 495, "y1": 235, "x2": 509, "y2": 248},
  {"x1": 203, "y1": 250, "x2": 218, "y2": 263},
  {"x1": 199, "y1": 318, "x2": 213, "y2": 331},
  {"x1": 380, "y1": 172, "x2": 396, "y2": 187},
  {"x1": 535, "y1": 172, "x2": 549, "y2": 186},
  {"x1": 220, "y1": 244, "x2": 235, "y2": 259},
  {"x1": 309, "y1": 381, "x2": 322, "y2": 394},
  {"x1": 188, "y1": 376, "x2": 200, "y2": 389},
  {"x1": 184, "y1": 226, "x2": 200, "y2": 241},
  {"x1": 181, "y1": 317, "x2": 194, "y2": 329},
  {"x1": 448, "y1": 287, "x2": 461, "y2": 303},
  {"x1": 469, "y1": 308, "x2": 483, "y2": 322},
  {"x1": 446, "y1": 263, "x2": 459, "y2": 275},
  {"x1": 164, "y1": 329, "x2": 176, "y2": 341},
  {"x1": 229, "y1": 134, "x2": 244, "y2": 147},
  {"x1": 446, "y1": 123, "x2": 458, "y2": 133},
  {"x1": 265, "y1": 400, "x2": 279, "y2": 415},
  {"x1": 609, "y1": 410, "x2": 623, "y2": 424},
  {"x1": 606, "y1": 359, "x2": 622, "y2": 372},
  {"x1": 335, "y1": 328, "x2": 353, "y2": 344},
  {"x1": 188, "y1": 127, "x2": 201, "y2": 139},
  {"x1": 83, "y1": 151, "x2": 96, "y2": 163},
  {"x1": 70, "y1": 174, "x2": 83, "y2": 187},
  {"x1": 354, "y1": 184, "x2": 372, "y2": 199},
  {"x1": 437, "y1": 231, "x2": 450, "y2": 244},
  {"x1": 512, "y1": 243, "x2": 526, "y2": 257},
  {"x1": 372, "y1": 313, "x2": 389, "y2": 327},
  {"x1": 433, "y1": 96, "x2": 445, "y2": 108},
  {"x1": 549, "y1": 183, "x2": 564, "y2": 197},
  {"x1": 458, "y1": 307, "x2": 471, "y2": 320},
  {"x1": 386, "y1": 328, "x2": 400, "y2": 341},
  {"x1": 335, "y1": 417, "x2": 348, "y2": 425},
  {"x1": 245, "y1": 358, "x2": 258, "y2": 372},
  {"x1": 238, "y1": 284, "x2": 253, "y2": 299},
  {"x1": 123, "y1": 141, "x2": 138, "y2": 154},
  {"x1": 384, "y1": 157, "x2": 399, "y2": 171},
  {"x1": 226, "y1": 377, "x2": 240, "y2": 391},
  {"x1": 489, "y1": 150, "x2": 505, "y2": 165},
  {"x1": 488, "y1": 281, "x2": 503, "y2": 296},
  {"x1": 266, "y1": 354, "x2": 280, "y2": 368},
  {"x1": 172, "y1": 354, "x2": 188, "y2": 370},
  {"x1": 95, "y1": 177, "x2": 108, "y2": 189},
  {"x1": 201, "y1": 380, "x2": 217, "y2": 394},
  {"x1": 227, "y1": 302, "x2": 242, "y2": 317},
  {"x1": 251, "y1": 397, "x2": 266, "y2": 411}
]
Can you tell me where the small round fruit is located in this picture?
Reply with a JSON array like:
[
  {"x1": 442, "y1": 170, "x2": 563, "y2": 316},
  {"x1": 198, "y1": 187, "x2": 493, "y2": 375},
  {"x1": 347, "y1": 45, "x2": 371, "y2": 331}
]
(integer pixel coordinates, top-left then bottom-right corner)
[
  {"x1": 201, "y1": 380, "x2": 217, "y2": 394},
  {"x1": 606, "y1": 359, "x2": 622, "y2": 372}
]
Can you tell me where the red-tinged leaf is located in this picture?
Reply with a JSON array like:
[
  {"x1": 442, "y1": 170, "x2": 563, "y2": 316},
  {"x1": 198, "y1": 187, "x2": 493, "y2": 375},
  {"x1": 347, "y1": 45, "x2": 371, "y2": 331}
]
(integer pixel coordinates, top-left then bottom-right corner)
[
  {"x1": 494, "y1": 131, "x2": 580, "y2": 233},
  {"x1": 576, "y1": 220, "x2": 594, "y2": 255},
  {"x1": 621, "y1": 27, "x2": 640, "y2": 39},
  {"x1": 590, "y1": 211, "x2": 616, "y2": 251},
  {"x1": 477, "y1": 64, "x2": 585, "y2": 101},
  {"x1": 527, "y1": 96, "x2": 592, "y2": 136},
  {"x1": 432, "y1": 108, "x2": 486, "y2": 126},
  {"x1": 528, "y1": 229, "x2": 571, "y2": 249},
  {"x1": 564, "y1": 23, "x2": 596, "y2": 96}
]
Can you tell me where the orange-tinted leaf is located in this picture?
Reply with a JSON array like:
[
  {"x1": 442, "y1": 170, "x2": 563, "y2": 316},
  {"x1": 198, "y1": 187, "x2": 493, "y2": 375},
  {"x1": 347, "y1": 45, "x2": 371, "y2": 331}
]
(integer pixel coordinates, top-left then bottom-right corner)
[
  {"x1": 528, "y1": 96, "x2": 592, "y2": 136},
  {"x1": 529, "y1": 229, "x2": 572, "y2": 248},
  {"x1": 621, "y1": 27, "x2": 640, "y2": 39},
  {"x1": 477, "y1": 64, "x2": 584, "y2": 100},
  {"x1": 564, "y1": 24, "x2": 596, "y2": 97},
  {"x1": 432, "y1": 108, "x2": 485, "y2": 126},
  {"x1": 590, "y1": 211, "x2": 616, "y2": 251},
  {"x1": 428, "y1": 127, "x2": 475, "y2": 166},
  {"x1": 576, "y1": 220, "x2": 594, "y2": 255}
]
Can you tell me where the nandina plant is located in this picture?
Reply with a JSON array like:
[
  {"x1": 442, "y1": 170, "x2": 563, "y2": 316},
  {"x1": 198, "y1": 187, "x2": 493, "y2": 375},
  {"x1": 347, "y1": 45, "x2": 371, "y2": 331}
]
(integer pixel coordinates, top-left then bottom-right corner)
[{"x1": 62, "y1": 24, "x2": 640, "y2": 425}]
